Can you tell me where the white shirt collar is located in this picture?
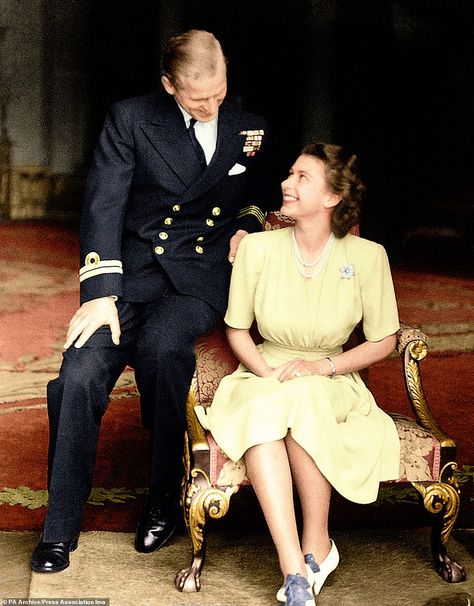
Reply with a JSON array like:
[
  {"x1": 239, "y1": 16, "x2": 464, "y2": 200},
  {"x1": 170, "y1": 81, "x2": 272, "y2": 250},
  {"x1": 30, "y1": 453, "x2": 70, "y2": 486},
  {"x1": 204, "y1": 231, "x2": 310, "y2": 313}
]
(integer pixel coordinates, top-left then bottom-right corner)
[
  {"x1": 175, "y1": 100, "x2": 218, "y2": 130},
  {"x1": 175, "y1": 100, "x2": 218, "y2": 165}
]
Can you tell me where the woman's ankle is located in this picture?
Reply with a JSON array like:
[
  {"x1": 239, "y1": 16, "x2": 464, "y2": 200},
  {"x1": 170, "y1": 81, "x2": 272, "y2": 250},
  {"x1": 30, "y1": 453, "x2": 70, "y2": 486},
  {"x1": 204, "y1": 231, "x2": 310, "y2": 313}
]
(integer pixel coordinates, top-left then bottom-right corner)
[
  {"x1": 280, "y1": 557, "x2": 307, "y2": 579},
  {"x1": 302, "y1": 537, "x2": 332, "y2": 564}
]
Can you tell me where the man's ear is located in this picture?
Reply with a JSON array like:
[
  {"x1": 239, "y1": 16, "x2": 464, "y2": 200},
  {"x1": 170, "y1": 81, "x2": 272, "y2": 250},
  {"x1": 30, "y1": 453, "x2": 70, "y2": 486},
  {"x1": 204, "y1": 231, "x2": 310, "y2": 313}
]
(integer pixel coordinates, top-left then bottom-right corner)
[{"x1": 161, "y1": 75, "x2": 175, "y2": 96}]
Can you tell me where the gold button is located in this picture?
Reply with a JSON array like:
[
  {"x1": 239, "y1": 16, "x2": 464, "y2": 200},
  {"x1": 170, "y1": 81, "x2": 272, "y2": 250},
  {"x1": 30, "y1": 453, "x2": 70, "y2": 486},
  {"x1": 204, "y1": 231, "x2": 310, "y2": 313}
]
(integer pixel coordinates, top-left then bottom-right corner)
[
  {"x1": 206, "y1": 218, "x2": 214, "y2": 227},
  {"x1": 195, "y1": 245, "x2": 204, "y2": 254},
  {"x1": 172, "y1": 204, "x2": 181, "y2": 212},
  {"x1": 85, "y1": 251, "x2": 100, "y2": 267},
  {"x1": 197, "y1": 236, "x2": 204, "y2": 242},
  {"x1": 212, "y1": 206, "x2": 221, "y2": 216},
  {"x1": 154, "y1": 246, "x2": 164, "y2": 255},
  {"x1": 164, "y1": 217, "x2": 173, "y2": 225},
  {"x1": 159, "y1": 232, "x2": 168, "y2": 240}
]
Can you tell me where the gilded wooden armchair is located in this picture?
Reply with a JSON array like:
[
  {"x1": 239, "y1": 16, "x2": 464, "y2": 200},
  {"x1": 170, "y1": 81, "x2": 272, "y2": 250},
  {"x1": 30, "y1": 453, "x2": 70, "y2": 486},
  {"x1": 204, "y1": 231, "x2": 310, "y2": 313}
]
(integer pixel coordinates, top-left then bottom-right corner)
[{"x1": 174, "y1": 212, "x2": 466, "y2": 593}]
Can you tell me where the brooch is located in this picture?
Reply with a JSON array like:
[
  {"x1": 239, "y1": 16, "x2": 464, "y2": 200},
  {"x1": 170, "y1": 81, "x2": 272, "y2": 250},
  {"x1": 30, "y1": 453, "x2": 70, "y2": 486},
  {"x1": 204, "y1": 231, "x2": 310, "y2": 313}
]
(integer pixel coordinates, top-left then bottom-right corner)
[
  {"x1": 239, "y1": 129, "x2": 264, "y2": 156},
  {"x1": 340, "y1": 263, "x2": 355, "y2": 279}
]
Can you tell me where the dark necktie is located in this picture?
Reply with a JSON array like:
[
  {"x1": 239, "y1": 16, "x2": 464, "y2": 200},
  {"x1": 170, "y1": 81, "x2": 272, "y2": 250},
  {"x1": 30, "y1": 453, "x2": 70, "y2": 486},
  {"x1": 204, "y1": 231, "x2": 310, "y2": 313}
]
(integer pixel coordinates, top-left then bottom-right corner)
[{"x1": 188, "y1": 118, "x2": 207, "y2": 171}]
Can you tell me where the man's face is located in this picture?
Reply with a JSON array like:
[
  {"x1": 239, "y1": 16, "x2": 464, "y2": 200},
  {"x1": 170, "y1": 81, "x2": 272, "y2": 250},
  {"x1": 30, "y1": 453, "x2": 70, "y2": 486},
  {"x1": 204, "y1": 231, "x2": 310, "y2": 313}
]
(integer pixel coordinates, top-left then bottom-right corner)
[{"x1": 162, "y1": 64, "x2": 227, "y2": 122}]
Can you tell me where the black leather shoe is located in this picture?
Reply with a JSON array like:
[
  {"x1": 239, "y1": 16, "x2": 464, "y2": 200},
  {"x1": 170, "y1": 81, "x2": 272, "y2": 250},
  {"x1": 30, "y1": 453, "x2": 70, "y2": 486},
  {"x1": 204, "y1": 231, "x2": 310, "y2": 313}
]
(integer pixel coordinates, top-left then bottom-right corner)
[
  {"x1": 134, "y1": 496, "x2": 179, "y2": 553},
  {"x1": 30, "y1": 535, "x2": 79, "y2": 573}
]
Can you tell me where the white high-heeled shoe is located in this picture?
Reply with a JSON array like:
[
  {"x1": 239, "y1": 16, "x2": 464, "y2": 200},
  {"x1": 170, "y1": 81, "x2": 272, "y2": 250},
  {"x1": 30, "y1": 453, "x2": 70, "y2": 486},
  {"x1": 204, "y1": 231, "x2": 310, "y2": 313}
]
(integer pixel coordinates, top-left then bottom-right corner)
[
  {"x1": 282, "y1": 573, "x2": 316, "y2": 606},
  {"x1": 307, "y1": 540, "x2": 339, "y2": 595},
  {"x1": 276, "y1": 540, "x2": 339, "y2": 602}
]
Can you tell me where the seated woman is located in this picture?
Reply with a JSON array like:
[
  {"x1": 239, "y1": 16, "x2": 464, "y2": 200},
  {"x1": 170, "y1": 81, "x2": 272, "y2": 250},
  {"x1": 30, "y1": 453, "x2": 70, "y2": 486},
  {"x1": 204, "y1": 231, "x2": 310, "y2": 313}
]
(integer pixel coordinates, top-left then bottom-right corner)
[{"x1": 195, "y1": 142, "x2": 400, "y2": 606}]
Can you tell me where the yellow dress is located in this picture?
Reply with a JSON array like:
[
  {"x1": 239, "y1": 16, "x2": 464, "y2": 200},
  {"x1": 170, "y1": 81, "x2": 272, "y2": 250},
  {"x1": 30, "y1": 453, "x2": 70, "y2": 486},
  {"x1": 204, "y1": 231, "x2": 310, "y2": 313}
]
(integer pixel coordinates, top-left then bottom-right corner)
[{"x1": 195, "y1": 227, "x2": 401, "y2": 504}]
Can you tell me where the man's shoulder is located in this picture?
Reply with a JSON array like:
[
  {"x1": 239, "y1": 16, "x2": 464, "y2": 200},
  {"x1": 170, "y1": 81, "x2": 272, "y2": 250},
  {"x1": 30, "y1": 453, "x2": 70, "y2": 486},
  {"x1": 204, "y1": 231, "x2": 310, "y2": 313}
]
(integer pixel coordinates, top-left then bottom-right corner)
[
  {"x1": 110, "y1": 91, "x2": 161, "y2": 114},
  {"x1": 221, "y1": 100, "x2": 267, "y2": 128}
]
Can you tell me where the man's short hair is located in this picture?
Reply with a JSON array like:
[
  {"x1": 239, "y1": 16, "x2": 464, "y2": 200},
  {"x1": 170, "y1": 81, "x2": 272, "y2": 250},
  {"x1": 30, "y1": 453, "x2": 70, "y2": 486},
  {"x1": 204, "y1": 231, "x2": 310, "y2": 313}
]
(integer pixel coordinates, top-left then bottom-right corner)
[{"x1": 162, "y1": 29, "x2": 227, "y2": 88}]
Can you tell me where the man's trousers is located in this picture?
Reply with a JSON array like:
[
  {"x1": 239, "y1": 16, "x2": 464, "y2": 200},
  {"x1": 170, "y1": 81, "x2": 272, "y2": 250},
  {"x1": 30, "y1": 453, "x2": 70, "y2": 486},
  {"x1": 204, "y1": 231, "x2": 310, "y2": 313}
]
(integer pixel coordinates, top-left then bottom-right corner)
[{"x1": 42, "y1": 291, "x2": 220, "y2": 542}]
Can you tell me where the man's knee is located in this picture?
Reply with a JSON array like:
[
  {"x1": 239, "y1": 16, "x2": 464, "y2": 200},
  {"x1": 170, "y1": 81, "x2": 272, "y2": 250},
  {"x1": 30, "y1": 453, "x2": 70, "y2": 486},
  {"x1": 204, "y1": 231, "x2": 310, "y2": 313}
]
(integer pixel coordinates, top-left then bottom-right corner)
[
  {"x1": 48, "y1": 347, "x2": 122, "y2": 414},
  {"x1": 56, "y1": 348, "x2": 108, "y2": 386}
]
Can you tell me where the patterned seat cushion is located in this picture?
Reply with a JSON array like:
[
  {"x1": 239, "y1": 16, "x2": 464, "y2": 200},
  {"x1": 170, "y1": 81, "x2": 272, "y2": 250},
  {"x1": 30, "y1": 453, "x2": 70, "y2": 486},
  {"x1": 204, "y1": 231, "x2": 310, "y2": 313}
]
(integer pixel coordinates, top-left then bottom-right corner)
[
  {"x1": 192, "y1": 224, "x2": 440, "y2": 491},
  {"x1": 193, "y1": 335, "x2": 441, "y2": 488},
  {"x1": 202, "y1": 414, "x2": 441, "y2": 487}
]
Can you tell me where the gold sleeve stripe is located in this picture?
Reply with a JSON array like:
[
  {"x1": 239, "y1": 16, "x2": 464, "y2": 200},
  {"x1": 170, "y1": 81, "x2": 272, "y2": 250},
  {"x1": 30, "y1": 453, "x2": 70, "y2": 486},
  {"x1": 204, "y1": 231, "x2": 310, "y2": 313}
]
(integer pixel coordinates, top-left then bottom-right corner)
[
  {"x1": 237, "y1": 205, "x2": 266, "y2": 226},
  {"x1": 79, "y1": 255, "x2": 123, "y2": 283},
  {"x1": 79, "y1": 258, "x2": 123, "y2": 276},
  {"x1": 79, "y1": 265, "x2": 123, "y2": 282}
]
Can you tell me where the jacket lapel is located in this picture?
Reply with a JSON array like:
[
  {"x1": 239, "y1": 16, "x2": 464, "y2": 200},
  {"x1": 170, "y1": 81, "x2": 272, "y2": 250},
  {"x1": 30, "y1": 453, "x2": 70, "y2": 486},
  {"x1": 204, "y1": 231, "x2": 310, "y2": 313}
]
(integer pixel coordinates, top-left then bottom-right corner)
[
  {"x1": 140, "y1": 94, "x2": 244, "y2": 200},
  {"x1": 179, "y1": 101, "x2": 244, "y2": 203},
  {"x1": 140, "y1": 93, "x2": 201, "y2": 187}
]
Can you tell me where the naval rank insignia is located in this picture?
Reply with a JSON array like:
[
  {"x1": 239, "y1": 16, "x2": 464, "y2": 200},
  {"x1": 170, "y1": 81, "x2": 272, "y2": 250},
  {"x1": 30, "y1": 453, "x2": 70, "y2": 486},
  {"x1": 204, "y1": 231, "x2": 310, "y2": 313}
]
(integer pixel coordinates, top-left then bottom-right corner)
[{"x1": 239, "y1": 129, "x2": 264, "y2": 156}]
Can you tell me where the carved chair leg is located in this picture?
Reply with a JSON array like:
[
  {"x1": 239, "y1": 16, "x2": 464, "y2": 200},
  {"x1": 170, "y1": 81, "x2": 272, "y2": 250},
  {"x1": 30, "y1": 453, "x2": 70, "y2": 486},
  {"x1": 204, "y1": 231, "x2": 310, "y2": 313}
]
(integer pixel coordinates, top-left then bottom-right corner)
[
  {"x1": 175, "y1": 470, "x2": 207, "y2": 592},
  {"x1": 412, "y1": 463, "x2": 467, "y2": 583},
  {"x1": 175, "y1": 466, "x2": 239, "y2": 592}
]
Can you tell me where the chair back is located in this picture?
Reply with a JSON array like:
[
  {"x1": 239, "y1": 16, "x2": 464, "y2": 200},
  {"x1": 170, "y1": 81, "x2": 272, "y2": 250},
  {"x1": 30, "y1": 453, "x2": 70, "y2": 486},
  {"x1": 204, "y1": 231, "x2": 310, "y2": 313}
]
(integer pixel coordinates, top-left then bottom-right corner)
[{"x1": 264, "y1": 210, "x2": 360, "y2": 236}]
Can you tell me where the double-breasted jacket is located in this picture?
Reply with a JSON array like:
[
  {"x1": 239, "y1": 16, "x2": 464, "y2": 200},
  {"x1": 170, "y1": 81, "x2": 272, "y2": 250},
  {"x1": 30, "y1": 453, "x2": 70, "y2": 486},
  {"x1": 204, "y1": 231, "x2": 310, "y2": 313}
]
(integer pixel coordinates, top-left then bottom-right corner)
[{"x1": 79, "y1": 90, "x2": 276, "y2": 315}]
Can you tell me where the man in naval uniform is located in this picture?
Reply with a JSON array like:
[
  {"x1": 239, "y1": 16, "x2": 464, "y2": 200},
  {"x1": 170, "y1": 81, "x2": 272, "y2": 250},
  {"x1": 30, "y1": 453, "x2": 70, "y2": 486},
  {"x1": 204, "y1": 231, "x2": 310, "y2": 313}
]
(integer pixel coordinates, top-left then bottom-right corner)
[{"x1": 31, "y1": 29, "x2": 275, "y2": 572}]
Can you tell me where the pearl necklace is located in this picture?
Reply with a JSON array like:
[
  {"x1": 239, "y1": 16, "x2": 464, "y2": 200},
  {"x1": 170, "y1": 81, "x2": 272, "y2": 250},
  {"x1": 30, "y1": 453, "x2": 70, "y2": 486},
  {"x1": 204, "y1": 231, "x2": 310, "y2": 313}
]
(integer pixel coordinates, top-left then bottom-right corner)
[{"x1": 292, "y1": 229, "x2": 335, "y2": 278}]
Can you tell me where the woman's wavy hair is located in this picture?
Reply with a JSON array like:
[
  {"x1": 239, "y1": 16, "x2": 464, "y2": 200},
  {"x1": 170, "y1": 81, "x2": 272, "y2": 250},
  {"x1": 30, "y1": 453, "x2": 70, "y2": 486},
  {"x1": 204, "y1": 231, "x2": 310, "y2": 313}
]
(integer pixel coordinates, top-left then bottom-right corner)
[{"x1": 301, "y1": 142, "x2": 365, "y2": 237}]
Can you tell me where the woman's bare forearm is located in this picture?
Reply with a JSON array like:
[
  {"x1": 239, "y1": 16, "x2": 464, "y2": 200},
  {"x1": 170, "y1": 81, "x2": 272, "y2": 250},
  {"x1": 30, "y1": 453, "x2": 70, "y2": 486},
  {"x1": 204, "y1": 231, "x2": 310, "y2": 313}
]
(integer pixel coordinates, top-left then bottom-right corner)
[
  {"x1": 226, "y1": 326, "x2": 273, "y2": 377},
  {"x1": 316, "y1": 333, "x2": 397, "y2": 377}
]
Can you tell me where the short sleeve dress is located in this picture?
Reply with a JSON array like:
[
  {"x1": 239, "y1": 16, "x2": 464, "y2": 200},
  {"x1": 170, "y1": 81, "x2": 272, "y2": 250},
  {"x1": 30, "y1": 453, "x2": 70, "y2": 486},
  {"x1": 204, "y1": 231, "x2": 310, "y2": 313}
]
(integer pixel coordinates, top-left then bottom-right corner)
[{"x1": 195, "y1": 227, "x2": 401, "y2": 504}]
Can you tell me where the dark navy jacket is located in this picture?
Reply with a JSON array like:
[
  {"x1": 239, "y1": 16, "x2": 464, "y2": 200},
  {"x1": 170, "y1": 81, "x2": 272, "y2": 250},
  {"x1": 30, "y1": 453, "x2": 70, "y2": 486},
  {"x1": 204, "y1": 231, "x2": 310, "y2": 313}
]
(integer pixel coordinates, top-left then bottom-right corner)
[{"x1": 78, "y1": 90, "x2": 276, "y2": 315}]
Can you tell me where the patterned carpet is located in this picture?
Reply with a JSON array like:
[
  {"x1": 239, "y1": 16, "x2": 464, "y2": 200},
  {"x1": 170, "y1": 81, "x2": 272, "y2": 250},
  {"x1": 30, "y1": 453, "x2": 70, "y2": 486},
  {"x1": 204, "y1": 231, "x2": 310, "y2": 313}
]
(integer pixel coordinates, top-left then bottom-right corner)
[{"x1": 0, "y1": 221, "x2": 473, "y2": 532}]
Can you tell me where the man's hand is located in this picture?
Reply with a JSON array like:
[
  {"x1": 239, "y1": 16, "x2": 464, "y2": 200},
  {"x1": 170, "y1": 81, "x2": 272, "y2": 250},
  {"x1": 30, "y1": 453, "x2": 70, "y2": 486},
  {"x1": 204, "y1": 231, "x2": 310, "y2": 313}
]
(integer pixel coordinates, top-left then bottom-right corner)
[
  {"x1": 228, "y1": 229, "x2": 249, "y2": 264},
  {"x1": 64, "y1": 296, "x2": 121, "y2": 349}
]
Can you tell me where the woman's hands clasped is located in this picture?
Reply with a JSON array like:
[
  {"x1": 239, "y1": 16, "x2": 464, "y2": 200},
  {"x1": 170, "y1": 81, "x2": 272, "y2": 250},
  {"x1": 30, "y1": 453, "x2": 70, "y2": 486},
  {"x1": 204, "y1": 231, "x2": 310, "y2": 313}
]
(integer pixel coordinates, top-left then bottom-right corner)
[{"x1": 268, "y1": 358, "x2": 331, "y2": 382}]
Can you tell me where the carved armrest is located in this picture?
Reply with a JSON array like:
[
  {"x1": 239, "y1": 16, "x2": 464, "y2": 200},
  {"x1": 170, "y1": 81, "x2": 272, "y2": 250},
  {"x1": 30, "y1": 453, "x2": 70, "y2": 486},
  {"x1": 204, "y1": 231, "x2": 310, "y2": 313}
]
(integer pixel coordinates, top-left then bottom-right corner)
[
  {"x1": 396, "y1": 322, "x2": 428, "y2": 355},
  {"x1": 396, "y1": 322, "x2": 456, "y2": 449}
]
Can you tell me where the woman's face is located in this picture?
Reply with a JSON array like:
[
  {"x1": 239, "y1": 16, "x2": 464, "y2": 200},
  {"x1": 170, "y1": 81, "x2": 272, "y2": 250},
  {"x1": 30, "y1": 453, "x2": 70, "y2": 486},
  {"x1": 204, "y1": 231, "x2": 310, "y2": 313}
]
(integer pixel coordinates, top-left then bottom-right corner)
[{"x1": 280, "y1": 154, "x2": 337, "y2": 220}]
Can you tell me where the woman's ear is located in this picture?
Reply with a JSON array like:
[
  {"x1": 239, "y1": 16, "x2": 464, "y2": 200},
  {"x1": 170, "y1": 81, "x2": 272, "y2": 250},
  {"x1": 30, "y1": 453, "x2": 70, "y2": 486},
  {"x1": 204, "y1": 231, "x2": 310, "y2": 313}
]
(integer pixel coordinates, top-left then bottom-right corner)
[{"x1": 324, "y1": 193, "x2": 341, "y2": 209}]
